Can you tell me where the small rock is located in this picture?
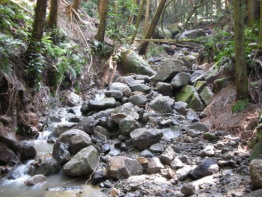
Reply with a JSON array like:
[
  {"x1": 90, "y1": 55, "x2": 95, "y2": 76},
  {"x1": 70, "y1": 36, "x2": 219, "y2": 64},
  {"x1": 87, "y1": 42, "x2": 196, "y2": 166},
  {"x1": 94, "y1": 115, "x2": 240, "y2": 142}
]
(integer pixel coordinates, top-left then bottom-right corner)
[
  {"x1": 146, "y1": 157, "x2": 164, "y2": 174},
  {"x1": 105, "y1": 90, "x2": 123, "y2": 100},
  {"x1": 181, "y1": 183, "x2": 195, "y2": 196},
  {"x1": 189, "y1": 122, "x2": 209, "y2": 132},
  {"x1": 35, "y1": 158, "x2": 60, "y2": 176},
  {"x1": 176, "y1": 165, "x2": 192, "y2": 180},
  {"x1": 171, "y1": 72, "x2": 191, "y2": 88},
  {"x1": 129, "y1": 84, "x2": 151, "y2": 94},
  {"x1": 160, "y1": 146, "x2": 176, "y2": 165},
  {"x1": 24, "y1": 174, "x2": 47, "y2": 186},
  {"x1": 140, "y1": 149, "x2": 154, "y2": 158},
  {"x1": 147, "y1": 95, "x2": 174, "y2": 113},
  {"x1": 65, "y1": 92, "x2": 81, "y2": 107},
  {"x1": 149, "y1": 143, "x2": 164, "y2": 153},
  {"x1": 156, "y1": 82, "x2": 173, "y2": 97},
  {"x1": 186, "y1": 109, "x2": 200, "y2": 123},
  {"x1": 203, "y1": 132, "x2": 220, "y2": 141},
  {"x1": 190, "y1": 158, "x2": 219, "y2": 179},
  {"x1": 200, "y1": 145, "x2": 215, "y2": 157},
  {"x1": 174, "y1": 101, "x2": 188, "y2": 115},
  {"x1": 170, "y1": 157, "x2": 184, "y2": 169},
  {"x1": 18, "y1": 141, "x2": 36, "y2": 162},
  {"x1": 250, "y1": 159, "x2": 262, "y2": 189},
  {"x1": 129, "y1": 95, "x2": 147, "y2": 106}
]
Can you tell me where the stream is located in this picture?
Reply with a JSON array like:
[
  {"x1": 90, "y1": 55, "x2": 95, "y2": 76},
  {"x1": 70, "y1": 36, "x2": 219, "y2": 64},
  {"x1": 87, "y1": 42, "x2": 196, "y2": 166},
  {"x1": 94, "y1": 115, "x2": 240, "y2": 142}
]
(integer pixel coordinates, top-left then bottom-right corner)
[{"x1": 0, "y1": 105, "x2": 105, "y2": 197}]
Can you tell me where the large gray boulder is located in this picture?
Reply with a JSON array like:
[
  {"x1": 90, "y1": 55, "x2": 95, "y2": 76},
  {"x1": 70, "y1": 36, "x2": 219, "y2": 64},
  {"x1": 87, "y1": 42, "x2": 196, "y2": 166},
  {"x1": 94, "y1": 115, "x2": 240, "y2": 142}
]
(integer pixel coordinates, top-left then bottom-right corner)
[
  {"x1": 120, "y1": 50, "x2": 156, "y2": 76},
  {"x1": 81, "y1": 98, "x2": 116, "y2": 114},
  {"x1": 18, "y1": 140, "x2": 36, "y2": 162},
  {"x1": 129, "y1": 95, "x2": 147, "y2": 106},
  {"x1": 63, "y1": 145, "x2": 99, "y2": 177},
  {"x1": 111, "y1": 103, "x2": 139, "y2": 124},
  {"x1": 153, "y1": 59, "x2": 184, "y2": 83},
  {"x1": 109, "y1": 82, "x2": 132, "y2": 97},
  {"x1": 130, "y1": 128, "x2": 163, "y2": 150},
  {"x1": 34, "y1": 158, "x2": 60, "y2": 176},
  {"x1": 179, "y1": 29, "x2": 206, "y2": 39},
  {"x1": 0, "y1": 143, "x2": 19, "y2": 165},
  {"x1": 250, "y1": 159, "x2": 262, "y2": 189},
  {"x1": 175, "y1": 85, "x2": 204, "y2": 110},
  {"x1": 129, "y1": 83, "x2": 151, "y2": 93},
  {"x1": 107, "y1": 156, "x2": 143, "y2": 179},
  {"x1": 171, "y1": 72, "x2": 192, "y2": 88},
  {"x1": 156, "y1": 82, "x2": 173, "y2": 97},
  {"x1": 147, "y1": 95, "x2": 174, "y2": 113},
  {"x1": 65, "y1": 91, "x2": 81, "y2": 107},
  {"x1": 190, "y1": 158, "x2": 219, "y2": 179},
  {"x1": 54, "y1": 129, "x2": 92, "y2": 155}
]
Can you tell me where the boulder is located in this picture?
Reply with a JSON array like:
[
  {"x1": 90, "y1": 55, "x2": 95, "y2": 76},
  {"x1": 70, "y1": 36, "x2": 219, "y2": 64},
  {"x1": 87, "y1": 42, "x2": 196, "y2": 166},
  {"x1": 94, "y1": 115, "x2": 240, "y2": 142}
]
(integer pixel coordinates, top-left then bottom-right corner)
[
  {"x1": 161, "y1": 127, "x2": 182, "y2": 142},
  {"x1": 156, "y1": 82, "x2": 173, "y2": 97},
  {"x1": 146, "y1": 157, "x2": 164, "y2": 174},
  {"x1": 171, "y1": 72, "x2": 191, "y2": 88},
  {"x1": 76, "y1": 116, "x2": 96, "y2": 134},
  {"x1": 189, "y1": 122, "x2": 209, "y2": 132},
  {"x1": 200, "y1": 145, "x2": 215, "y2": 157},
  {"x1": 111, "y1": 103, "x2": 139, "y2": 124},
  {"x1": 199, "y1": 86, "x2": 214, "y2": 105},
  {"x1": 55, "y1": 129, "x2": 92, "y2": 155},
  {"x1": 53, "y1": 122, "x2": 76, "y2": 137},
  {"x1": 130, "y1": 128, "x2": 163, "y2": 150},
  {"x1": 247, "y1": 189, "x2": 262, "y2": 197},
  {"x1": 18, "y1": 140, "x2": 36, "y2": 162},
  {"x1": 250, "y1": 159, "x2": 262, "y2": 189},
  {"x1": 115, "y1": 76, "x2": 136, "y2": 86},
  {"x1": 179, "y1": 29, "x2": 206, "y2": 39},
  {"x1": 175, "y1": 85, "x2": 204, "y2": 110},
  {"x1": 191, "y1": 70, "x2": 205, "y2": 83},
  {"x1": 181, "y1": 183, "x2": 195, "y2": 196},
  {"x1": 52, "y1": 141, "x2": 71, "y2": 165},
  {"x1": 82, "y1": 98, "x2": 116, "y2": 113},
  {"x1": 0, "y1": 143, "x2": 19, "y2": 165},
  {"x1": 190, "y1": 158, "x2": 219, "y2": 179},
  {"x1": 120, "y1": 50, "x2": 156, "y2": 76},
  {"x1": 24, "y1": 174, "x2": 47, "y2": 186},
  {"x1": 63, "y1": 145, "x2": 99, "y2": 176},
  {"x1": 147, "y1": 95, "x2": 174, "y2": 113},
  {"x1": 119, "y1": 118, "x2": 139, "y2": 136},
  {"x1": 65, "y1": 92, "x2": 81, "y2": 107},
  {"x1": 34, "y1": 158, "x2": 60, "y2": 176},
  {"x1": 194, "y1": 81, "x2": 207, "y2": 93},
  {"x1": 129, "y1": 83, "x2": 151, "y2": 94},
  {"x1": 149, "y1": 143, "x2": 164, "y2": 153},
  {"x1": 109, "y1": 82, "x2": 132, "y2": 97},
  {"x1": 105, "y1": 90, "x2": 123, "y2": 100},
  {"x1": 153, "y1": 59, "x2": 184, "y2": 83},
  {"x1": 107, "y1": 156, "x2": 143, "y2": 179},
  {"x1": 153, "y1": 26, "x2": 173, "y2": 39},
  {"x1": 129, "y1": 95, "x2": 147, "y2": 106}
]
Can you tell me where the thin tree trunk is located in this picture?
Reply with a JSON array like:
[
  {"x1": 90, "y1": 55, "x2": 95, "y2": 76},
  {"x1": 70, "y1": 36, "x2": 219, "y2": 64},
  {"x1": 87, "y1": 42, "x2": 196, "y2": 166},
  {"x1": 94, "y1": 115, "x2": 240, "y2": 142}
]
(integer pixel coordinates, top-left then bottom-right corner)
[
  {"x1": 138, "y1": 0, "x2": 167, "y2": 55},
  {"x1": 128, "y1": 0, "x2": 139, "y2": 24},
  {"x1": 234, "y1": 0, "x2": 248, "y2": 100},
  {"x1": 143, "y1": 0, "x2": 150, "y2": 35},
  {"x1": 95, "y1": 0, "x2": 108, "y2": 42},
  {"x1": 47, "y1": 0, "x2": 59, "y2": 29},
  {"x1": 260, "y1": 0, "x2": 262, "y2": 44},
  {"x1": 26, "y1": 0, "x2": 48, "y2": 57},
  {"x1": 130, "y1": 0, "x2": 145, "y2": 44}
]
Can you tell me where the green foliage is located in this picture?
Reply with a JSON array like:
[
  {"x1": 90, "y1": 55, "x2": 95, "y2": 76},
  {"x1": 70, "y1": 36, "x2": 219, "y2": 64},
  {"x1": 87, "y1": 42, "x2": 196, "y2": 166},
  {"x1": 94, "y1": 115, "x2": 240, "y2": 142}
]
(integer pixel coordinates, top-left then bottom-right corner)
[
  {"x1": 231, "y1": 99, "x2": 249, "y2": 114},
  {"x1": 146, "y1": 44, "x2": 164, "y2": 58},
  {"x1": 91, "y1": 40, "x2": 114, "y2": 58},
  {"x1": 250, "y1": 112, "x2": 262, "y2": 160},
  {"x1": 82, "y1": 0, "x2": 98, "y2": 17}
]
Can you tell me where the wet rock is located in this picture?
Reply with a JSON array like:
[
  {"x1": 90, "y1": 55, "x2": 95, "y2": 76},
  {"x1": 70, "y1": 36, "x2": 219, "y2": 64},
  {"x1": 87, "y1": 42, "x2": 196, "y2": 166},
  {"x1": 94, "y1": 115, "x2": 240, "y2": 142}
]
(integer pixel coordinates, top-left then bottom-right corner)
[
  {"x1": 181, "y1": 183, "x2": 195, "y2": 196},
  {"x1": 190, "y1": 158, "x2": 219, "y2": 179},
  {"x1": 120, "y1": 50, "x2": 156, "y2": 76},
  {"x1": 186, "y1": 109, "x2": 200, "y2": 123},
  {"x1": 176, "y1": 165, "x2": 192, "y2": 180},
  {"x1": 203, "y1": 132, "x2": 220, "y2": 141},
  {"x1": 160, "y1": 146, "x2": 176, "y2": 165},
  {"x1": 171, "y1": 72, "x2": 191, "y2": 88},
  {"x1": 109, "y1": 82, "x2": 132, "y2": 97},
  {"x1": 129, "y1": 84, "x2": 151, "y2": 94},
  {"x1": 18, "y1": 140, "x2": 36, "y2": 162},
  {"x1": 170, "y1": 157, "x2": 184, "y2": 169},
  {"x1": 53, "y1": 122, "x2": 76, "y2": 137},
  {"x1": 146, "y1": 157, "x2": 164, "y2": 174},
  {"x1": 149, "y1": 143, "x2": 164, "y2": 153},
  {"x1": 105, "y1": 90, "x2": 123, "y2": 100},
  {"x1": 65, "y1": 92, "x2": 81, "y2": 107},
  {"x1": 35, "y1": 158, "x2": 60, "y2": 176},
  {"x1": 130, "y1": 128, "x2": 163, "y2": 150},
  {"x1": 189, "y1": 122, "x2": 209, "y2": 132},
  {"x1": 250, "y1": 159, "x2": 262, "y2": 189},
  {"x1": 199, "y1": 86, "x2": 214, "y2": 105},
  {"x1": 0, "y1": 126, "x2": 18, "y2": 150},
  {"x1": 111, "y1": 103, "x2": 139, "y2": 124},
  {"x1": 24, "y1": 174, "x2": 47, "y2": 186},
  {"x1": 76, "y1": 116, "x2": 96, "y2": 134},
  {"x1": 129, "y1": 95, "x2": 147, "y2": 106},
  {"x1": 107, "y1": 156, "x2": 143, "y2": 179},
  {"x1": 119, "y1": 118, "x2": 139, "y2": 136},
  {"x1": 147, "y1": 95, "x2": 174, "y2": 113},
  {"x1": 56, "y1": 129, "x2": 92, "y2": 155},
  {"x1": 174, "y1": 101, "x2": 188, "y2": 115},
  {"x1": 156, "y1": 82, "x2": 173, "y2": 97},
  {"x1": 63, "y1": 145, "x2": 99, "y2": 177},
  {"x1": 0, "y1": 143, "x2": 19, "y2": 165},
  {"x1": 52, "y1": 141, "x2": 71, "y2": 165},
  {"x1": 153, "y1": 59, "x2": 184, "y2": 83},
  {"x1": 175, "y1": 85, "x2": 204, "y2": 110},
  {"x1": 200, "y1": 145, "x2": 215, "y2": 157}
]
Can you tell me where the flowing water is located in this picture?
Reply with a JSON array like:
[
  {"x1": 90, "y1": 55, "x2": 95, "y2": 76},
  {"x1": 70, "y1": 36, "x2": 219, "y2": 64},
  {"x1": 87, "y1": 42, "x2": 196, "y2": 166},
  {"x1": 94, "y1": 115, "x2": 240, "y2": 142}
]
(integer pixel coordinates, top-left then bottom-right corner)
[{"x1": 0, "y1": 105, "x2": 105, "y2": 197}]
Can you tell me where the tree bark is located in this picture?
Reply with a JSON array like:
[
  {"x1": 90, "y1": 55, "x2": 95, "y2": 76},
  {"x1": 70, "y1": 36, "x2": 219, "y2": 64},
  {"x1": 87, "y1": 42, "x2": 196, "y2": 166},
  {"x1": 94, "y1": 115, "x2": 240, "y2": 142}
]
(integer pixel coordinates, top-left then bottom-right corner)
[
  {"x1": 143, "y1": 0, "x2": 150, "y2": 35},
  {"x1": 234, "y1": 0, "x2": 248, "y2": 100},
  {"x1": 47, "y1": 0, "x2": 59, "y2": 29},
  {"x1": 72, "y1": 0, "x2": 81, "y2": 11},
  {"x1": 138, "y1": 0, "x2": 167, "y2": 55},
  {"x1": 95, "y1": 0, "x2": 108, "y2": 42},
  {"x1": 26, "y1": 0, "x2": 48, "y2": 58},
  {"x1": 130, "y1": 0, "x2": 145, "y2": 44}
]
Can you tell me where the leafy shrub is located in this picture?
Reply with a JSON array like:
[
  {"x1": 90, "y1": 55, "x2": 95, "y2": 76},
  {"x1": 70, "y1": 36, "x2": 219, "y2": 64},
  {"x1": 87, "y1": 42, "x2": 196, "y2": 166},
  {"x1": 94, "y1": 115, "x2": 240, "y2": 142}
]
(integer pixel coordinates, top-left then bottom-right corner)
[{"x1": 231, "y1": 99, "x2": 249, "y2": 114}]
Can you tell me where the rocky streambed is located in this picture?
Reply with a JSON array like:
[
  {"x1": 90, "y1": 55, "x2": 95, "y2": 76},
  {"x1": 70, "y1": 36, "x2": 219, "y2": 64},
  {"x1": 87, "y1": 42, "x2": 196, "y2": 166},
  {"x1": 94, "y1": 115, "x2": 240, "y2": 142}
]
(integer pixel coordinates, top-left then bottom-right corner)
[{"x1": 1, "y1": 48, "x2": 261, "y2": 197}]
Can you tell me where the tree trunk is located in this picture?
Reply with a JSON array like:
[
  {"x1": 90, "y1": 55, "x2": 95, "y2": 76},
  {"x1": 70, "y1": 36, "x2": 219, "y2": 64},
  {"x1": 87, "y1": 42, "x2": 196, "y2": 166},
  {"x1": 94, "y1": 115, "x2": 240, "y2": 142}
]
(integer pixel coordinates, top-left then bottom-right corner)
[
  {"x1": 143, "y1": 0, "x2": 150, "y2": 35},
  {"x1": 138, "y1": 0, "x2": 167, "y2": 55},
  {"x1": 130, "y1": 0, "x2": 145, "y2": 44},
  {"x1": 95, "y1": 0, "x2": 108, "y2": 42},
  {"x1": 234, "y1": 0, "x2": 248, "y2": 100},
  {"x1": 72, "y1": 0, "x2": 81, "y2": 11},
  {"x1": 47, "y1": 0, "x2": 59, "y2": 29},
  {"x1": 260, "y1": 0, "x2": 262, "y2": 44},
  {"x1": 26, "y1": 0, "x2": 48, "y2": 57}
]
